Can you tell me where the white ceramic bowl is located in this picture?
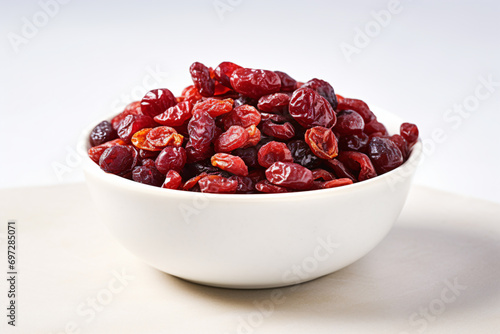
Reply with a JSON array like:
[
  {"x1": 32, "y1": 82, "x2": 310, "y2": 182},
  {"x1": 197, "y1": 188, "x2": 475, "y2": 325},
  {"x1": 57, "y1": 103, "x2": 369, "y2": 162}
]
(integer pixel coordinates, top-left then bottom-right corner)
[{"x1": 83, "y1": 107, "x2": 422, "y2": 289}]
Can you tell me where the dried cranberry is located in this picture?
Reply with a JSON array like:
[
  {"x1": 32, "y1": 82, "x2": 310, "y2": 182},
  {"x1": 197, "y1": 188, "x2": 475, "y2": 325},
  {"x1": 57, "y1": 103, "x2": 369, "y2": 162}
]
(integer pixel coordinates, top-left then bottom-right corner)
[
  {"x1": 257, "y1": 93, "x2": 290, "y2": 113},
  {"x1": 257, "y1": 141, "x2": 293, "y2": 168},
  {"x1": 289, "y1": 87, "x2": 336, "y2": 128},
  {"x1": 364, "y1": 118, "x2": 388, "y2": 136},
  {"x1": 141, "y1": 89, "x2": 177, "y2": 118},
  {"x1": 146, "y1": 126, "x2": 181, "y2": 148},
  {"x1": 131, "y1": 128, "x2": 159, "y2": 151},
  {"x1": 304, "y1": 126, "x2": 338, "y2": 159},
  {"x1": 186, "y1": 111, "x2": 216, "y2": 163},
  {"x1": 324, "y1": 159, "x2": 356, "y2": 182},
  {"x1": 138, "y1": 149, "x2": 159, "y2": 160},
  {"x1": 88, "y1": 139, "x2": 125, "y2": 164},
  {"x1": 367, "y1": 137, "x2": 404, "y2": 174},
  {"x1": 337, "y1": 98, "x2": 375, "y2": 123},
  {"x1": 198, "y1": 175, "x2": 238, "y2": 193},
  {"x1": 181, "y1": 85, "x2": 203, "y2": 105},
  {"x1": 214, "y1": 125, "x2": 249, "y2": 153},
  {"x1": 265, "y1": 162, "x2": 313, "y2": 190},
  {"x1": 334, "y1": 110, "x2": 365, "y2": 136},
  {"x1": 117, "y1": 114, "x2": 157, "y2": 143},
  {"x1": 312, "y1": 168, "x2": 336, "y2": 181},
  {"x1": 338, "y1": 133, "x2": 369, "y2": 152},
  {"x1": 241, "y1": 125, "x2": 261, "y2": 148},
  {"x1": 189, "y1": 62, "x2": 215, "y2": 97},
  {"x1": 338, "y1": 151, "x2": 377, "y2": 181},
  {"x1": 223, "y1": 104, "x2": 261, "y2": 129},
  {"x1": 192, "y1": 98, "x2": 233, "y2": 118},
  {"x1": 389, "y1": 134, "x2": 409, "y2": 160},
  {"x1": 141, "y1": 158, "x2": 156, "y2": 168},
  {"x1": 302, "y1": 78, "x2": 338, "y2": 109},
  {"x1": 214, "y1": 61, "x2": 242, "y2": 88},
  {"x1": 321, "y1": 178, "x2": 353, "y2": 189},
  {"x1": 99, "y1": 145, "x2": 136, "y2": 176},
  {"x1": 154, "y1": 101, "x2": 192, "y2": 126},
  {"x1": 229, "y1": 175, "x2": 255, "y2": 194},
  {"x1": 230, "y1": 68, "x2": 281, "y2": 99},
  {"x1": 89, "y1": 121, "x2": 117, "y2": 147},
  {"x1": 400, "y1": 123, "x2": 419, "y2": 146},
  {"x1": 132, "y1": 166, "x2": 165, "y2": 187},
  {"x1": 155, "y1": 146, "x2": 187, "y2": 174},
  {"x1": 162, "y1": 170, "x2": 183, "y2": 189},
  {"x1": 111, "y1": 101, "x2": 142, "y2": 131},
  {"x1": 211, "y1": 153, "x2": 249, "y2": 176},
  {"x1": 255, "y1": 180, "x2": 289, "y2": 193},
  {"x1": 274, "y1": 71, "x2": 297, "y2": 92},
  {"x1": 286, "y1": 140, "x2": 321, "y2": 169},
  {"x1": 232, "y1": 147, "x2": 259, "y2": 169},
  {"x1": 183, "y1": 172, "x2": 208, "y2": 190},
  {"x1": 261, "y1": 120, "x2": 295, "y2": 140}
]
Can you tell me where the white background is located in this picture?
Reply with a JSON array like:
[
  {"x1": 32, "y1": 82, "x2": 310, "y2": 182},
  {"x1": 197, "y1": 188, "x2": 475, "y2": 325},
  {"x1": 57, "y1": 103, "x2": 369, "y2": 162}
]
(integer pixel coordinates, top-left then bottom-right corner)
[{"x1": 1, "y1": 0, "x2": 499, "y2": 203}]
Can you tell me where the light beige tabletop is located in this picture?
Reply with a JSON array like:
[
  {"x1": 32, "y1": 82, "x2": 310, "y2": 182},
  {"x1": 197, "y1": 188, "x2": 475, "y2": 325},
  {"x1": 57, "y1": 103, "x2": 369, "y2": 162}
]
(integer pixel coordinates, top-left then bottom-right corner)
[{"x1": 1, "y1": 183, "x2": 499, "y2": 334}]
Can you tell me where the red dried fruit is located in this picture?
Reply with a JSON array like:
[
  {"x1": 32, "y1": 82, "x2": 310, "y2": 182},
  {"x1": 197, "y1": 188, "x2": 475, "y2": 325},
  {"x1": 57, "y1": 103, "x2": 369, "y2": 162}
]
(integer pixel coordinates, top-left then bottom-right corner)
[
  {"x1": 141, "y1": 158, "x2": 156, "y2": 168},
  {"x1": 229, "y1": 175, "x2": 255, "y2": 194},
  {"x1": 265, "y1": 162, "x2": 313, "y2": 190},
  {"x1": 274, "y1": 71, "x2": 297, "y2": 92},
  {"x1": 338, "y1": 133, "x2": 369, "y2": 152},
  {"x1": 117, "y1": 114, "x2": 157, "y2": 143},
  {"x1": 304, "y1": 126, "x2": 338, "y2": 159},
  {"x1": 367, "y1": 137, "x2": 404, "y2": 174},
  {"x1": 400, "y1": 122, "x2": 419, "y2": 146},
  {"x1": 214, "y1": 125, "x2": 249, "y2": 152},
  {"x1": 141, "y1": 89, "x2": 177, "y2": 118},
  {"x1": 325, "y1": 159, "x2": 356, "y2": 182},
  {"x1": 261, "y1": 120, "x2": 295, "y2": 140},
  {"x1": 257, "y1": 93, "x2": 290, "y2": 113},
  {"x1": 154, "y1": 101, "x2": 192, "y2": 126},
  {"x1": 181, "y1": 85, "x2": 203, "y2": 105},
  {"x1": 302, "y1": 78, "x2": 338, "y2": 109},
  {"x1": 241, "y1": 125, "x2": 261, "y2": 148},
  {"x1": 223, "y1": 104, "x2": 261, "y2": 129},
  {"x1": 162, "y1": 170, "x2": 183, "y2": 190},
  {"x1": 192, "y1": 98, "x2": 234, "y2": 117},
  {"x1": 312, "y1": 169, "x2": 336, "y2": 181},
  {"x1": 146, "y1": 126, "x2": 182, "y2": 148},
  {"x1": 255, "y1": 180, "x2": 289, "y2": 193},
  {"x1": 257, "y1": 141, "x2": 293, "y2": 168},
  {"x1": 364, "y1": 118, "x2": 388, "y2": 136},
  {"x1": 211, "y1": 153, "x2": 249, "y2": 176},
  {"x1": 337, "y1": 98, "x2": 375, "y2": 123},
  {"x1": 90, "y1": 121, "x2": 117, "y2": 147},
  {"x1": 389, "y1": 134, "x2": 409, "y2": 160},
  {"x1": 198, "y1": 175, "x2": 238, "y2": 193},
  {"x1": 287, "y1": 140, "x2": 322, "y2": 169},
  {"x1": 132, "y1": 166, "x2": 165, "y2": 187},
  {"x1": 88, "y1": 139, "x2": 126, "y2": 163},
  {"x1": 99, "y1": 145, "x2": 137, "y2": 176},
  {"x1": 131, "y1": 128, "x2": 160, "y2": 151},
  {"x1": 321, "y1": 178, "x2": 353, "y2": 189},
  {"x1": 111, "y1": 101, "x2": 142, "y2": 130},
  {"x1": 230, "y1": 68, "x2": 281, "y2": 99},
  {"x1": 232, "y1": 147, "x2": 259, "y2": 169},
  {"x1": 186, "y1": 111, "x2": 216, "y2": 163},
  {"x1": 334, "y1": 110, "x2": 365, "y2": 136},
  {"x1": 190, "y1": 62, "x2": 215, "y2": 97},
  {"x1": 138, "y1": 149, "x2": 159, "y2": 160},
  {"x1": 289, "y1": 87, "x2": 336, "y2": 128},
  {"x1": 155, "y1": 146, "x2": 187, "y2": 174},
  {"x1": 338, "y1": 151, "x2": 377, "y2": 181},
  {"x1": 214, "y1": 61, "x2": 243, "y2": 88},
  {"x1": 183, "y1": 172, "x2": 208, "y2": 190}
]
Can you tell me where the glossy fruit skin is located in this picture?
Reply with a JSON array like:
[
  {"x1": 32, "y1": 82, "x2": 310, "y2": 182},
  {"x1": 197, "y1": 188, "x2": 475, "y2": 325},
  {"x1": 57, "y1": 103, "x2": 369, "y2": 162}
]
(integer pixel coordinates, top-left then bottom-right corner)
[
  {"x1": 338, "y1": 151, "x2": 377, "y2": 181},
  {"x1": 214, "y1": 61, "x2": 242, "y2": 88},
  {"x1": 337, "y1": 98, "x2": 375, "y2": 123},
  {"x1": 111, "y1": 101, "x2": 142, "y2": 130},
  {"x1": 265, "y1": 162, "x2": 313, "y2": 190},
  {"x1": 131, "y1": 128, "x2": 159, "y2": 151},
  {"x1": 255, "y1": 180, "x2": 289, "y2": 193},
  {"x1": 257, "y1": 141, "x2": 293, "y2": 168},
  {"x1": 198, "y1": 175, "x2": 238, "y2": 193},
  {"x1": 154, "y1": 101, "x2": 192, "y2": 126},
  {"x1": 181, "y1": 85, "x2": 203, "y2": 105},
  {"x1": 190, "y1": 62, "x2": 215, "y2": 97},
  {"x1": 321, "y1": 178, "x2": 353, "y2": 189},
  {"x1": 289, "y1": 87, "x2": 336, "y2": 128},
  {"x1": 304, "y1": 126, "x2": 338, "y2": 159},
  {"x1": 147, "y1": 126, "x2": 182, "y2": 148},
  {"x1": 192, "y1": 98, "x2": 234, "y2": 118},
  {"x1": 214, "y1": 126, "x2": 249, "y2": 153},
  {"x1": 274, "y1": 71, "x2": 297, "y2": 92},
  {"x1": 155, "y1": 146, "x2": 187, "y2": 174},
  {"x1": 312, "y1": 168, "x2": 335, "y2": 181},
  {"x1": 141, "y1": 89, "x2": 177, "y2": 118},
  {"x1": 162, "y1": 170, "x2": 183, "y2": 189},
  {"x1": 257, "y1": 93, "x2": 290, "y2": 113},
  {"x1": 223, "y1": 104, "x2": 261, "y2": 129},
  {"x1": 230, "y1": 68, "x2": 281, "y2": 99},
  {"x1": 389, "y1": 134, "x2": 409, "y2": 160},
  {"x1": 261, "y1": 120, "x2": 295, "y2": 140},
  {"x1": 88, "y1": 139, "x2": 126, "y2": 163},
  {"x1": 241, "y1": 125, "x2": 261, "y2": 148},
  {"x1": 364, "y1": 118, "x2": 388, "y2": 136},
  {"x1": 186, "y1": 111, "x2": 216, "y2": 163},
  {"x1": 232, "y1": 147, "x2": 259, "y2": 169},
  {"x1": 287, "y1": 140, "x2": 321, "y2": 169},
  {"x1": 334, "y1": 110, "x2": 365, "y2": 136},
  {"x1": 211, "y1": 153, "x2": 249, "y2": 176},
  {"x1": 338, "y1": 133, "x2": 369, "y2": 152},
  {"x1": 99, "y1": 145, "x2": 137, "y2": 176},
  {"x1": 400, "y1": 123, "x2": 419, "y2": 146},
  {"x1": 367, "y1": 137, "x2": 404, "y2": 174},
  {"x1": 90, "y1": 121, "x2": 117, "y2": 147},
  {"x1": 325, "y1": 159, "x2": 356, "y2": 182},
  {"x1": 117, "y1": 114, "x2": 157, "y2": 143},
  {"x1": 132, "y1": 166, "x2": 165, "y2": 187},
  {"x1": 302, "y1": 78, "x2": 338, "y2": 110}
]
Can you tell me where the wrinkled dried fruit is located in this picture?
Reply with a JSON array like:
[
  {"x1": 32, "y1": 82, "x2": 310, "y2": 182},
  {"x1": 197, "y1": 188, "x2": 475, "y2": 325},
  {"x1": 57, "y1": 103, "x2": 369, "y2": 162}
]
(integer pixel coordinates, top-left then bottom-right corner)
[
  {"x1": 334, "y1": 110, "x2": 365, "y2": 136},
  {"x1": 257, "y1": 93, "x2": 290, "y2": 113},
  {"x1": 192, "y1": 98, "x2": 233, "y2": 117},
  {"x1": 155, "y1": 146, "x2": 187, "y2": 174},
  {"x1": 337, "y1": 98, "x2": 375, "y2": 123},
  {"x1": 367, "y1": 137, "x2": 404, "y2": 174},
  {"x1": 117, "y1": 114, "x2": 157, "y2": 143},
  {"x1": 154, "y1": 101, "x2": 192, "y2": 126},
  {"x1": 255, "y1": 180, "x2": 289, "y2": 193},
  {"x1": 241, "y1": 125, "x2": 261, "y2": 148},
  {"x1": 321, "y1": 178, "x2": 353, "y2": 189},
  {"x1": 211, "y1": 153, "x2": 249, "y2": 176},
  {"x1": 302, "y1": 78, "x2": 338, "y2": 109},
  {"x1": 131, "y1": 128, "x2": 159, "y2": 151},
  {"x1": 147, "y1": 126, "x2": 182, "y2": 148},
  {"x1": 88, "y1": 139, "x2": 126, "y2": 163},
  {"x1": 230, "y1": 68, "x2": 281, "y2": 99},
  {"x1": 190, "y1": 62, "x2": 215, "y2": 97},
  {"x1": 214, "y1": 126, "x2": 249, "y2": 152},
  {"x1": 304, "y1": 126, "x2": 338, "y2": 159},
  {"x1": 312, "y1": 169, "x2": 336, "y2": 181},
  {"x1": 162, "y1": 170, "x2": 183, "y2": 189},
  {"x1": 257, "y1": 141, "x2": 293, "y2": 168},
  {"x1": 265, "y1": 162, "x2": 313, "y2": 190},
  {"x1": 261, "y1": 120, "x2": 295, "y2": 140},
  {"x1": 99, "y1": 145, "x2": 137, "y2": 176},
  {"x1": 132, "y1": 166, "x2": 165, "y2": 187},
  {"x1": 289, "y1": 87, "x2": 336, "y2": 128},
  {"x1": 400, "y1": 122, "x2": 419, "y2": 146},
  {"x1": 214, "y1": 61, "x2": 242, "y2": 88},
  {"x1": 141, "y1": 89, "x2": 177, "y2": 118},
  {"x1": 90, "y1": 121, "x2": 117, "y2": 147},
  {"x1": 111, "y1": 101, "x2": 142, "y2": 130},
  {"x1": 274, "y1": 71, "x2": 297, "y2": 92},
  {"x1": 198, "y1": 175, "x2": 238, "y2": 193},
  {"x1": 287, "y1": 140, "x2": 321, "y2": 169},
  {"x1": 338, "y1": 151, "x2": 377, "y2": 181},
  {"x1": 223, "y1": 104, "x2": 261, "y2": 129}
]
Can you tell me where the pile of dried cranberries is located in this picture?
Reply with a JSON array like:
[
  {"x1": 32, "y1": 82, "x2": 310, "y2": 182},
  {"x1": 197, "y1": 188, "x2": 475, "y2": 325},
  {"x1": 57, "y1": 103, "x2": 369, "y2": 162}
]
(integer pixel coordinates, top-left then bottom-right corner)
[{"x1": 88, "y1": 61, "x2": 419, "y2": 194}]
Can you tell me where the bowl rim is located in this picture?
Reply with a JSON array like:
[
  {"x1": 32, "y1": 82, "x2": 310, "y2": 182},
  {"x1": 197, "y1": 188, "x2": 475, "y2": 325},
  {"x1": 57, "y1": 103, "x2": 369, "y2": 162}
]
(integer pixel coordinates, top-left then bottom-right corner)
[{"x1": 82, "y1": 107, "x2": 422, "y2": 201}]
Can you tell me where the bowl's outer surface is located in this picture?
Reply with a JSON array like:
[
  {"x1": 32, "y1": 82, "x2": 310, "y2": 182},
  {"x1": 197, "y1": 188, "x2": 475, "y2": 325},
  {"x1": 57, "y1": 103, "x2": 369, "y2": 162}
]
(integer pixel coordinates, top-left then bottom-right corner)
[{"x1": 83, "y1": 107, "x2": 422, "y2": 289}]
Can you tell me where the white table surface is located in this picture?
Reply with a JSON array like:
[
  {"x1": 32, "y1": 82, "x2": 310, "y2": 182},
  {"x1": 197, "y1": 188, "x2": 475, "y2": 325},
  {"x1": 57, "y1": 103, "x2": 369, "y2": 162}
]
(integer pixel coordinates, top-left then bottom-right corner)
[{"x1": 1, "y1": 183, "x2": 499, "y2": 334}]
